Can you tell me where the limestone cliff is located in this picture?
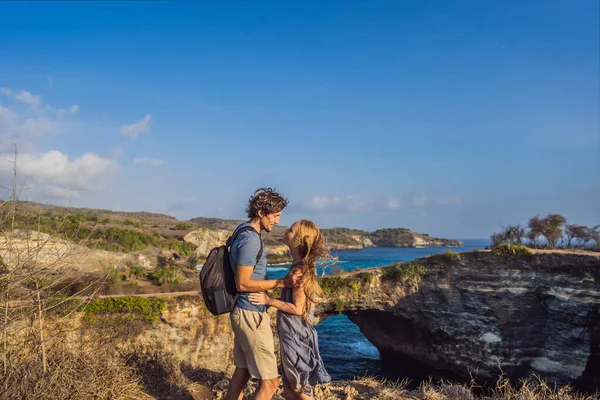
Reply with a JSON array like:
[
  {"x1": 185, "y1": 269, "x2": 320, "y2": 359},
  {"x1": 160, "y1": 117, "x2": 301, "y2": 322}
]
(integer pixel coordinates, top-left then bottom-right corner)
[
  {"x1": 0, "y1": 230, "x2": 154, "y2": 273},
  {"x1": 323, "y1": 227, "x2": 462, "y2": 251},
  {"x1": 316, "y1": 250, "x2": 600, "y2": 390},
  {"x1": 185, "y1": 228, "x2": 290, "y2": 263},
  {"x1": 38, "y1": 249, "x2": 599, "y2": 392}
]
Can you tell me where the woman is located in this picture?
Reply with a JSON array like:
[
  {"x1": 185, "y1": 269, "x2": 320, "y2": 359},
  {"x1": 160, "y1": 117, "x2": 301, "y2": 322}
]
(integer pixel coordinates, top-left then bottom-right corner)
[{"x1": 249, "y1": 220, "x2": 331, "y2": 400}]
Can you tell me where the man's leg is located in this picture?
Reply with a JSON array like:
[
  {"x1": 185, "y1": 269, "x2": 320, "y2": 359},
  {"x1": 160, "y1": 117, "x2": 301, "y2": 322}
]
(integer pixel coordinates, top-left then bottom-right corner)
[
  {"x1": 252, "y1": 377, "x2": 279, "y2": 400},
  {"x1": 225, "y1": 367, "x2": 251, "y2": 400}
]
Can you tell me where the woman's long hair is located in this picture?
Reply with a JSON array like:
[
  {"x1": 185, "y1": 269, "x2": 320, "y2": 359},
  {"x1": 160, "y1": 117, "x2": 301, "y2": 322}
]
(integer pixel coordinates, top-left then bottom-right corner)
[{"x1": 291, "y1": 220, "x2": 334, "y2": 323}]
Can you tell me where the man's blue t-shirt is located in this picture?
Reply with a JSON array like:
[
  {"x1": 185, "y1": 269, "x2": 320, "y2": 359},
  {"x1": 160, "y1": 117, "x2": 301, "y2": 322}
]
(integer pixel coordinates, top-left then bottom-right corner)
[{"x1": 229, "y1": 222, "x2": 267, "y2": 313}]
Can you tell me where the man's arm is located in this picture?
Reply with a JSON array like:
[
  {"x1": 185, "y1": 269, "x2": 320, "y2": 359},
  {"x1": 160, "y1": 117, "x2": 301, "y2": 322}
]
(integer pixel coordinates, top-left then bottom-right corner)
[{"x1": 236, "y1": 266, "x2": 300, "y2": 292}]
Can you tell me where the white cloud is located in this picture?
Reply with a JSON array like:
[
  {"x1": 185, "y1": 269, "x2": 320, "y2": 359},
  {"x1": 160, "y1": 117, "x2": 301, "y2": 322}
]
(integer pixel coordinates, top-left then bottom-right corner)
[
  {"x1": 438, "y1": 197, "x2": 463, "y2": 206},
  {"x1": 108, "y1": 145, "x2": 124, "y2": 160},
  {"x1": 0, "y1": 105, "x2": 18, "y2": 125},
  {"x1": 16, "y1": 117, "x2": 54, "y2": 140},
  {"x1": 57, "y1": 104, "x2": 79, "y2": 118},
  {"x1": 387, "y1": 198, "x2": 401, "y2": 210},
  {"x1": 121, "y1": 114, "x2": 151, "y2": 138},
  {"x1": 14, "y1": 90, "x2": 41, "y2": 106},
  {"x1": 309, "y1": 195, "x2": 342, "y2": 210},
  {"x1": 0, "y1": 150, "x2": 119, "y2": 198},
  {"x1": 134, "y1": 157, "x2": 164, "y2": 166},
  {"x1": 412, "y1": 196, "x2": 428, "y2": 207},
  {"x1": 0, "y1": 89, "x2": 82, "y2": 152},
  {"x1": 306, "y1": 195, "x2": 375, "y2": 213},
  {"x1": 0, "y1": 86, "x2": 120, "y2": 200},
  {"x1": 43, "y1": 186, "x2": 80, "y2": 199}
]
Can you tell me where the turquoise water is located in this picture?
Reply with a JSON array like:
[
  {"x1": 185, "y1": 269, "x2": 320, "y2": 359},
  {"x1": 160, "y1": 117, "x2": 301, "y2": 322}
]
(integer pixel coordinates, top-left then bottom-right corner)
[{"x1": 267, "y1": 239, "x2": 489, "y2": 381}]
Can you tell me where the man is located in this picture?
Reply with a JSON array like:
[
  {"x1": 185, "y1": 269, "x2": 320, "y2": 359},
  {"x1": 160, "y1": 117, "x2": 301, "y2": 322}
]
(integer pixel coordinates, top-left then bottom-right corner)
[{"x1": 225, "y1": 188, "x2": 301, "y2": 400}]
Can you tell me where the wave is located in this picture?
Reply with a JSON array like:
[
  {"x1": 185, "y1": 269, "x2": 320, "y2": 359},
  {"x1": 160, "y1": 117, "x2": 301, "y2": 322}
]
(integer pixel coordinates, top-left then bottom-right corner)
[{"x1": 267, "y1": 262, "x2": 291, "y2": 266}]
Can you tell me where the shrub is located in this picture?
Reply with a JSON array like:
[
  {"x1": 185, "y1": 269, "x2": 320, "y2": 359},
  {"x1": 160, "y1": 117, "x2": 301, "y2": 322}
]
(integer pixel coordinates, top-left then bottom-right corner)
[
  {"x1": 334, "y1": 297, "x2": 345, "y2": 313},
  {"x1": 491, "y1": 244, "x2": 532, "y2": 260},
  {"x1": 320, "y1": 276, "x2": 346, "y2": 296},
  {"x1": 383, "y1": 262, "x2": 427, "y2": 283},
  {"x1": 172, "y1": 223, "x2": 193, "y2": 230},
  {"x1": 167, "y1": 241, "x2": 197, "y2": 256},
  {"x1": 442, "y1": 249, "x2": 460, "y2": 265},
  {"x1": 151, "y1": 265, "x2": 182, "y2": 286},
  {"x1": 83, "y1": 296, "x2": 167, "y2": 324},
  {"x1": 129, "y1": 265, "x2": 145, "y2": 279}
]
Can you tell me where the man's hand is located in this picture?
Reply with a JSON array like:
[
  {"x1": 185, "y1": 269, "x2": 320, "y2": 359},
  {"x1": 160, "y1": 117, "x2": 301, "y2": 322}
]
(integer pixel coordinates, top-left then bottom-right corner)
[
  {"x1": 248, "y1": 292, "x2": 271, "y2": 306},
  {"x1": 282, "y1": 268, "x2": 303, "y2": 288}
]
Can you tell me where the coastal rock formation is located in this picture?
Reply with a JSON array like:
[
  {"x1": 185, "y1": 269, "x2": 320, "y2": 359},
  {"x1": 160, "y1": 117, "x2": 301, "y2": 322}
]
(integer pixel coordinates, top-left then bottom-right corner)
[
  {"x1": 368, "y1": 228, "x2": 462, "y2": 248},
  {"x1": 185, "y1": 228, "x2": 230, "y2": 259},
  {"x1": 185, "y1": 227, "x2": 290, "y2": 263},
  {"x1": 34, "y1": 249, "x2": 598, "y2": 392},
  {"x1": 316, "y1": 250, "x2": 600, "y2": 389},
  {"x1": 0, "y1": 230, "x2": 133, "y2": 273},
  {"x1": 323, "y1": 227, "x2": 462, "y2": 251}
]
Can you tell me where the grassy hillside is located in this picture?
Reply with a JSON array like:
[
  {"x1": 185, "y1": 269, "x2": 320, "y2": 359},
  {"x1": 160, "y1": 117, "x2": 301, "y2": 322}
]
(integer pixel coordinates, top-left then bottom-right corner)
[{"x1": 1, "y1": 201, "x2": 461, "y2": 253}]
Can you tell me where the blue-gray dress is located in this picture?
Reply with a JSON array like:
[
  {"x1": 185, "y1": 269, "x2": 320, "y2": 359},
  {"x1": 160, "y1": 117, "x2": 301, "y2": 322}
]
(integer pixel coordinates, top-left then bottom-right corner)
[{"x1": 277, "y1": 285, "x2": 331, "y2": 395}]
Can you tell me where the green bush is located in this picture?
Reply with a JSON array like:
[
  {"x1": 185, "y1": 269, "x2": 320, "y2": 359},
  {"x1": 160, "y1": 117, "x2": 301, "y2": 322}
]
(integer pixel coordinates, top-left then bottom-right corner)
[
  {"x1": 129, "y1": 266, "x2": 145, "y2": 279},
  {"x1": 442, "y1": 249, "x2": 460, "y2": 265},
  {"x1": 151, "y1": 265, "x2": 182, "y2": 285},
  {"x1": 491, "y1": 244, "x2": 531, "y2": 260},
  {"x1": 167, "y1": 241, "x2": 197, "y2": 256},
  {"x1": 173, "y1": 223, "x2": 193, "y2": 230},
  {"x1": 383, "y1": 262, "x2": 427, "y2": 283},
  {"x1": 83, "y1": 297, "x2": 166, "y2": 324},
  {"x1": 334, "y1": 297, "x2": 345, "y2": 313},
  {"x1": 320, "y1": 273, "x2": 373, "y2": 296}
]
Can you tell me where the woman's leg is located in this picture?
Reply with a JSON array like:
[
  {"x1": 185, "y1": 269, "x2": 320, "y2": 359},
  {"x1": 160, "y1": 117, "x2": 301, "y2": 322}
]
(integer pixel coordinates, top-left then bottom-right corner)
[
  {"x1": 281, "y1": 378, "x2": 297, "y2": 400},
  {"x1": 288, "y1": 386, "x2": 313, "y2": 400}
]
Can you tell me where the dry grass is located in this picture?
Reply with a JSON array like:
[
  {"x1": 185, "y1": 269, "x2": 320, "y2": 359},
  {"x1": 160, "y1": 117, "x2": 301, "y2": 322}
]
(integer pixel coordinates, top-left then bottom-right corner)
[
  {"x1": 1, "y1": 341, "x2": 598, "y2": 400},
  {"x1": 416, "y1": 374, "x2": 599, "y2": 400},
  {"x1": 0, "y1": 337, "x2": 151, "y2": 400}
]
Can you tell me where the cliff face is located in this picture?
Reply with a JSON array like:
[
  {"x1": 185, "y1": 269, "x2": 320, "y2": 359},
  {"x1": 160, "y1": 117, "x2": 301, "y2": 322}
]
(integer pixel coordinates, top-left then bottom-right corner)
[
  {"x1": 185, "y1": 228, "x2": 290, "y2": 262},
  {"x1": 323, "y1": 228, "x2": 462, "y2": 250},
  {"x1": 0, "y1": 230, "x2": 156, "y2": 273},
  {"x1": 369, "y1": 230, "x2": 462, "y2": 248},
  {"x1": 38, "y1": 250, "x2": 599, "y2": 392},
  {"x1": 316, "y1": 250, "x2": 600, "y2": 389}
]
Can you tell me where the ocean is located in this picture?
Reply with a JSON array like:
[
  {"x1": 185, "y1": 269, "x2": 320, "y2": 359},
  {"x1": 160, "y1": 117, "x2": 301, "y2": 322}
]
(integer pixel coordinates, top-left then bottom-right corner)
[{"x1": 266, "y1": 239, "x2": 490, "y2": 381}]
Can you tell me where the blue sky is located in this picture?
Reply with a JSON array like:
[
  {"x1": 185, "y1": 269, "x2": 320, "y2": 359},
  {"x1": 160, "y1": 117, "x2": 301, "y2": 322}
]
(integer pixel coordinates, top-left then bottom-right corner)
[{"x1": 0, "y1": 1, "x2": 598, "y2": 238}]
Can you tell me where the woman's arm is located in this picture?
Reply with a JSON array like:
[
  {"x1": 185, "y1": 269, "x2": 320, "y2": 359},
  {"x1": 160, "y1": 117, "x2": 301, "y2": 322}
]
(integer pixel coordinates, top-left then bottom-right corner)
[
  {"x1": 249, "y1": 284, "x2": 306, "y2": 316},
  {"x1": 236, "y1": 265, "x2": 301, "y2": 292}
]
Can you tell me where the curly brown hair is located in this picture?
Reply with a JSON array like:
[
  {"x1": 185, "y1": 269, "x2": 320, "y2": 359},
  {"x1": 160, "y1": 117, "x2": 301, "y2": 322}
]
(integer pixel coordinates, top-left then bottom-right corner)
[{"x1": 246, "y1": 188, "x2": 289, "y2": 219}]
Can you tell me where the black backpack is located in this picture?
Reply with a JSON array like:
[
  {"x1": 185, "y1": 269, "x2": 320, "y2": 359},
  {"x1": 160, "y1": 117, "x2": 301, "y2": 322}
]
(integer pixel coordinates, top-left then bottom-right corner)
[{"x1": 199, "y1": 225, "x2": 263, "y2": 316}]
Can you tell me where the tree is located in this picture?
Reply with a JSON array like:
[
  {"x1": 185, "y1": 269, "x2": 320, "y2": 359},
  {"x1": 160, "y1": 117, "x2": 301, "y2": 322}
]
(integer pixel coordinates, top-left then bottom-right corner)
[
  {"x1": 490, "y1": 232, "x2": 505, "y2": 247},
  {"x1": 541, "y1": 214, "x2": 566, "y2": 249},
  {"x1": 1, "y1": 148, "x2": 105, "y2": 379},
  {"x1": 564, "y1": 224, "x2": 588, "y2": 249},
  {"x1": 504, "y1": 225, "x2": 526, "y2": 245},
  {"x1": 588, "y1": 225, "x2": 600, "y2": 250},
  {"x1": 527, "y1": 216, "x2": 545, "y2": 249}
]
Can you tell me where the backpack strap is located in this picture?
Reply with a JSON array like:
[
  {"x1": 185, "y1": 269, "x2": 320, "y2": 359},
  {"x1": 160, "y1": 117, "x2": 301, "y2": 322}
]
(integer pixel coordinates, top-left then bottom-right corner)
[{"x1": 227, "y1": 225, "x2": 263, "y2": 263}]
